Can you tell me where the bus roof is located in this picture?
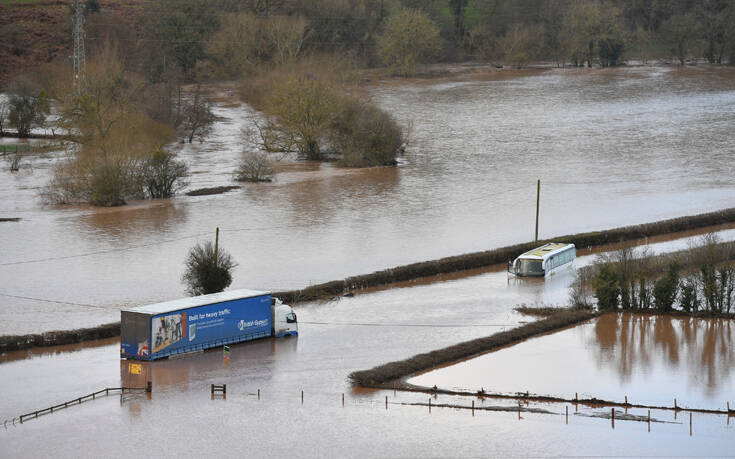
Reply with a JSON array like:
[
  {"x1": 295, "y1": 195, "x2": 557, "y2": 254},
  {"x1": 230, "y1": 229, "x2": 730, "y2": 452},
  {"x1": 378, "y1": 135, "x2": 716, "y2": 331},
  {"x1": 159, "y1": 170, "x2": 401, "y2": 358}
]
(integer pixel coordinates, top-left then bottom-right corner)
[
  {"x1": 122, "y1": 289, "x2": 270, "y2": 316},
  {"x1": 517, "y1": 243, "x2": 575, "y2": 261}
]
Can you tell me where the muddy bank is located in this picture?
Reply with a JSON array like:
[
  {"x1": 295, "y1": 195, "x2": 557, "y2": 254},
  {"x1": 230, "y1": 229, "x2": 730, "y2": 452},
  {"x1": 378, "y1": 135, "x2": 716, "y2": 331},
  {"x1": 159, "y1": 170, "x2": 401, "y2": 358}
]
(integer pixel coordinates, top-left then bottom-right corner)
[
  {"x1": 185, "y1": 185, "x2": 241, "y2": 196},
  {"x1": 348, "y1": 309, "x2": 599, "y2": 387}
]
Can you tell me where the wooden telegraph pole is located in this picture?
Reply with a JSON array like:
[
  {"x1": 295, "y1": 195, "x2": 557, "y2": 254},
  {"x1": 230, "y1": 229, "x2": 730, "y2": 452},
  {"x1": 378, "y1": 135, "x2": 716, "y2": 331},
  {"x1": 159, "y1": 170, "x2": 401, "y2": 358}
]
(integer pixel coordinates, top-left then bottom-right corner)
[
  {"x1": 535, "y1": 180, "x2": 540, "y2": 242},
  {"x1": 214, "y1": 227, "x2": 220, "y2": 265}
]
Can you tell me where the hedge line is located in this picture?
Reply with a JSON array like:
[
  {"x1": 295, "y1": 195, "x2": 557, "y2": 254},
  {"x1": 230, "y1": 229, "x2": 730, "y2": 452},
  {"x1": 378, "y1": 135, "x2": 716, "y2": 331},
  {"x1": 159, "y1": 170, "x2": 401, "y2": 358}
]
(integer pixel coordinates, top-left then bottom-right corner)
[
  {"x1": 0, "y1": 322, "x2": 120, "y2": 353},
  {"x1": 348, "y1": 309, "x2": 598, "y2": 387},
  {"x1": 273, "y1": 207, "x2": 735, "y2": 303}
]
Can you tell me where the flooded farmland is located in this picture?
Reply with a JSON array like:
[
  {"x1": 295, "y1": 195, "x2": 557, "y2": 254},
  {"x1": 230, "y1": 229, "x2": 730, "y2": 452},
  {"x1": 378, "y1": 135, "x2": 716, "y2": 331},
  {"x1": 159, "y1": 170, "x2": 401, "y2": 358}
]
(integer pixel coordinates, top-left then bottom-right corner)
[
  {"x1": 2, "y1": 231, "x2": 735, "y2": 456},
  {"x1": 2, "y1": 66, "x2": 735, "y2": 456},
  {"x1": 408, "y1": 313, "x2": 735, "y2": 411},
  {"x1": 1, "y1": 66, "x2": 735, "y2": 334}
]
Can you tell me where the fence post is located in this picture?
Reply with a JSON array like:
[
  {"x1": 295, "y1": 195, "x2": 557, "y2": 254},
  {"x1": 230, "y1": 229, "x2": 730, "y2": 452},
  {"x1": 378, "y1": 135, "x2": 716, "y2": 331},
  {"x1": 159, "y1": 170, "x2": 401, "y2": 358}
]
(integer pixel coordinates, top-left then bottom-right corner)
[
  {"x1": 301, "y1": 390, "x2": 304, "y2": 404},
  {"x1": 472, "y1": 400, "x2": 474, "y2": 416},
  {"x1": 611, "y1": 408, "x2": 615, "y2": 429}
]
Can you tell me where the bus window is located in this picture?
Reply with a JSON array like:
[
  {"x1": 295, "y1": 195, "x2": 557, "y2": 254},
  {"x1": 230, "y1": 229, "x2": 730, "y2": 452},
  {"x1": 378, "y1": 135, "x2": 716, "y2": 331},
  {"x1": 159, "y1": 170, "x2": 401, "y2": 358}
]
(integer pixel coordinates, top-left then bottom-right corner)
[{"x1": 519, "y1": 259, "x2": 544, "y2": 275}]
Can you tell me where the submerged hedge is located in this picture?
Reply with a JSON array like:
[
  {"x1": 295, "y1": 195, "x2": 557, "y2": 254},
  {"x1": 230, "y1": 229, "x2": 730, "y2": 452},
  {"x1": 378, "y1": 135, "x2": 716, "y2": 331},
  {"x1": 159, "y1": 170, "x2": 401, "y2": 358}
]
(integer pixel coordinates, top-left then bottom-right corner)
[
  {"x1": 348, "y1": 309, "x2": 598, "y2": 387},
  {"x1": 0, "y1": 322, "x2": 120, "y2": 353},
  {"x1": 274, "y1": 207, "x2": 735, "y2": 303},
  {"x1": 2, "y1": 207, "x2": 734, "y2": 352}
]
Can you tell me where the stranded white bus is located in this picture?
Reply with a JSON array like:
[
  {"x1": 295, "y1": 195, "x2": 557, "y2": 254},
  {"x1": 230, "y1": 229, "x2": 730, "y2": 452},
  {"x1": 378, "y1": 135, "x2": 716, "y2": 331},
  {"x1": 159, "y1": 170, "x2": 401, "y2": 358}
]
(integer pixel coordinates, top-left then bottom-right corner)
[{"x1": 507, "y1": 242, "x2": 576, "y2": 277}]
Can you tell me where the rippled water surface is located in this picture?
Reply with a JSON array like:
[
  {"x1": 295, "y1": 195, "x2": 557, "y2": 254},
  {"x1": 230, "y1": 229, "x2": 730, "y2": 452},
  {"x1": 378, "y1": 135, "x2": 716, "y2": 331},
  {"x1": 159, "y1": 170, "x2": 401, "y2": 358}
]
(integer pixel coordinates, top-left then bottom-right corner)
[{"x1": 1, "y1": 66, "x2": 734, "y2": 333}]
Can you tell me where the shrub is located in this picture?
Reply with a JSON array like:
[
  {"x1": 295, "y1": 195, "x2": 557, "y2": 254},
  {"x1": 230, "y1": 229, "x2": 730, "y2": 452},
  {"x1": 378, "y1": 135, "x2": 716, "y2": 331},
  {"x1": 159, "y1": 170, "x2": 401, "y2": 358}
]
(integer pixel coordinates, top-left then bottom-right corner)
[
  {"x1": 142, "y1": 149, "x2": 189, "y2": 198},
  {"x1": 7, "y1": 78, "x2": 49, "y2": 138},
  {"x1": 88, "y1": 157, "x2": 141, "y2": 206},
  {"x1": 235, "y1": 151, "x2": 275, "y2": 182},
  {"x1": 182, "y1": 240, "x2": 237, "y2": 296},
  {"x1": 331, "y1": 97, "x2": 404, "y2": 167}
]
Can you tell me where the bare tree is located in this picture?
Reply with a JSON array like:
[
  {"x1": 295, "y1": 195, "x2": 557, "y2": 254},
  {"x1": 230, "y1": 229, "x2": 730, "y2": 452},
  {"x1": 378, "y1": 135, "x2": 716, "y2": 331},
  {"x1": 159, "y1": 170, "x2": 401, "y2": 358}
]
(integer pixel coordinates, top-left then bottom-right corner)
[
  {"x1": 181, "y1": 85, "x2": 215, "y2": 143},
  {"x1": 263, "y1": 15, "x2": 309, "y2": 64}
]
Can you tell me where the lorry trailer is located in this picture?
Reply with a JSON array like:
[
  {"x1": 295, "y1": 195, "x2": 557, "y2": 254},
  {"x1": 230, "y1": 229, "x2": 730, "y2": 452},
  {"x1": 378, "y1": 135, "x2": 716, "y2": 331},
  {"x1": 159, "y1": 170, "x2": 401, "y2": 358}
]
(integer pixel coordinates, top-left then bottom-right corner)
[{"x1": 120, "y1": 289, "x2": 298, "y2": 361}]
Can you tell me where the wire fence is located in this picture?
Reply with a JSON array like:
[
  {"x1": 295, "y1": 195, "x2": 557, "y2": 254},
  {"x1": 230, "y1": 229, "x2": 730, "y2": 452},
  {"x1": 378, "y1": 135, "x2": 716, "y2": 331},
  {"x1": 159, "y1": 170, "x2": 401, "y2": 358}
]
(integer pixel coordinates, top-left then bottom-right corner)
[{"x1": 4, "y1": 381, "x2": 732, "y2": 435}]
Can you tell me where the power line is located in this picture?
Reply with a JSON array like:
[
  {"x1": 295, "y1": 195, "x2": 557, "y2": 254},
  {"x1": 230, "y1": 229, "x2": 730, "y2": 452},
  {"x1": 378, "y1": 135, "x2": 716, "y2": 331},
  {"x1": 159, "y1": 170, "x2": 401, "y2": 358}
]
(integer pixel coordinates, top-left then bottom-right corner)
[
  {"x1": 0, "y1": 292, "x2": 109, "y2": 311},
  {"x1": 0, "y1": 183, "x2": 534, "y2": 267},
  {"x1": 299, "y1": 321, "x2": 515, "y2": 328}
]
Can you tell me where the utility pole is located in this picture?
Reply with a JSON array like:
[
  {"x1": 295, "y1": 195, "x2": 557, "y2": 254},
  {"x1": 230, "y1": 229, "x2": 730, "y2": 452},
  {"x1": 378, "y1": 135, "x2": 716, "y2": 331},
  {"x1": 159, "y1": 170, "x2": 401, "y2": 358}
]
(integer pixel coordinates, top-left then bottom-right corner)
[
  {"x1": 72, "y1": 0, "x2": 86, "y2": 93},
  {"x1": 535, "y1": 179, "x2": 540, "y2": 242},
  {"x1": 214, "y1": 227, "x2": 220, "y2": 266}
]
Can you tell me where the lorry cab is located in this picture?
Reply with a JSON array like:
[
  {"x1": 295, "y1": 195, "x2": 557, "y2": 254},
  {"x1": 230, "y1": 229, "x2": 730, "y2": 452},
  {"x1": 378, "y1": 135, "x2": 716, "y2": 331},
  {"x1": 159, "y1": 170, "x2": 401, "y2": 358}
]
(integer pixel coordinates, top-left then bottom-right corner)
[{"x1": 271, "y1": 300, "x2": 298, "y2": 338}]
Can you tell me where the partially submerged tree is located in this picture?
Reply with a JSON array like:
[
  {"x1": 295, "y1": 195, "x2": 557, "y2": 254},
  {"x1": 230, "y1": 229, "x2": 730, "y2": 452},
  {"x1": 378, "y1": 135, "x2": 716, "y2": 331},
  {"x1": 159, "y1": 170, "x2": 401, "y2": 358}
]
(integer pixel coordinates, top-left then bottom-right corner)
[
  {"x1": 142, "y1": 149, "x2": 189, "y2": 198},
  {"x1": 182, "y1": 238, "x2": 237, "y2": 296},
  {"x1": 258, "y1": 75, "x2": 336, "y2": 160},
  {"x1": 45, "y1": 44, "x2": 180, "y2": 206},
  {"x1": 235, "y1": 151, "x2": 275, "y2": 182},
  {"x1": 180, "y1": 85, "x2": 215, "y2": 143},
  {"x1": 330, "y1": 96, "x2": 405, "y2": 167},
  {"x1": 7, "y1": 78, "x2": 50, "y2": 138},
  {"x1": 593, "y1": 264, "x2": 620, "y2": 310}
]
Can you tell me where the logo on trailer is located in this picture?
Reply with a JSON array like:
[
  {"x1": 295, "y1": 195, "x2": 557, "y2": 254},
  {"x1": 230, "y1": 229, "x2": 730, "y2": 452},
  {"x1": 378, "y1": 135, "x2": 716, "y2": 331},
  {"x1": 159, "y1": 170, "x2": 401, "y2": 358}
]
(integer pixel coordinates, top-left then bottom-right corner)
[{"x1": 238, "y1": 320, "x2": 246, "y2": 331}]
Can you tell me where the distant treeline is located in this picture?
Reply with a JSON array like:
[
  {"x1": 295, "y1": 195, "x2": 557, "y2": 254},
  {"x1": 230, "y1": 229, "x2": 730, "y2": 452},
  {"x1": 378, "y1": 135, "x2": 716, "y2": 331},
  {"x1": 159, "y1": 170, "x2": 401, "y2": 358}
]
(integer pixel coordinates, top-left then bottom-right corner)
[{"x1": 110, "y1": 0, "x2": 735, "y2": 80}]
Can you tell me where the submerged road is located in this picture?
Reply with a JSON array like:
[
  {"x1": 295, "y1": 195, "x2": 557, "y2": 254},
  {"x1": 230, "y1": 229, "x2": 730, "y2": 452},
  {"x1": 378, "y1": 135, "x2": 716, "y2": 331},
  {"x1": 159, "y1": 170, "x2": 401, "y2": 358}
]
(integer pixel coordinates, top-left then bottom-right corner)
[{"x1": 1, "y1": 228, "x2": 735, "y2": 457}]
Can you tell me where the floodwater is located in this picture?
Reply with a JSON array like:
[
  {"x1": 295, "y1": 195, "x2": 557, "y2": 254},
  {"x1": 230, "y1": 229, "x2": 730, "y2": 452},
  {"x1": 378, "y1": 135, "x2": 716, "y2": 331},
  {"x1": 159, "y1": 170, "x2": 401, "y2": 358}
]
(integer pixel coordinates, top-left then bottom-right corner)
[
  {"x1": 1, "y1": 232, "x2": 735, "y2": 456},
  {"x1": 408, "y1": 313, "x2": 735, "y2": 412},
  {"x1": 1, "y1": 66, "x2": 735, "y2": 334}
]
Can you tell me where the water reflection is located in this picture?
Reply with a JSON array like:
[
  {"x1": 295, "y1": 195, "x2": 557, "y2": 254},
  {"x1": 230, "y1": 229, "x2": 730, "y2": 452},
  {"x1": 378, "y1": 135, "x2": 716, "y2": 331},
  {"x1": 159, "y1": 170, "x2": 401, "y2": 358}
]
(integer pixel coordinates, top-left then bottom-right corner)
[
  {"x1": 75, "y1": 200, "x2": 188, "y2": 243},
  {"x1": 120, "y1": 337, "x2": 297, "y2": 390},
  {"x1": 592, "y1": 314, "x2": 735, "y2": 394},
  {"x1": 253, "y1": 163, "x2": 401, "y2": 226},
  {"x1": 408, "y1": 312, "x2": 734, "y2": 409}
]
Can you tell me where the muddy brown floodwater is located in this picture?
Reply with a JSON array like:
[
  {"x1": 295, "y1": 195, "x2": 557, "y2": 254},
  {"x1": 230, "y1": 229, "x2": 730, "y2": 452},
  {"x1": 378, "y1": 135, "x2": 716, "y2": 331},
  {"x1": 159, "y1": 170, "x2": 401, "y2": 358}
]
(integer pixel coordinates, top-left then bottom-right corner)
[
  {"x1": 1, "y1": 66, "x2": 735, "y2": 334},
  {"x1": 1, "y1": 231, "x2": 734, "y2": 457}
]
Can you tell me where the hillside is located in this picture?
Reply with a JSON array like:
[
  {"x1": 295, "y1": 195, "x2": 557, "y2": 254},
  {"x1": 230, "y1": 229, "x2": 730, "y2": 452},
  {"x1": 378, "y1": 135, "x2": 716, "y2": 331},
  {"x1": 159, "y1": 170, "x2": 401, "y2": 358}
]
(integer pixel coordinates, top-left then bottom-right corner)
[{"x1": 0, "y1": 0, "x2": 144, "y2": 89}]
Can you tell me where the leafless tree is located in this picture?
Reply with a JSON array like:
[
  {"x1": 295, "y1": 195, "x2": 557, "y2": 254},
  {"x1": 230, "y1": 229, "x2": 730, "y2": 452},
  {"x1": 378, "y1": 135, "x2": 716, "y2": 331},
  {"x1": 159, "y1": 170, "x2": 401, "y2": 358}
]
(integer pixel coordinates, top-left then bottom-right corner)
[{"x1": 181, "y1": 85, "x2": 215, "y2": 143}]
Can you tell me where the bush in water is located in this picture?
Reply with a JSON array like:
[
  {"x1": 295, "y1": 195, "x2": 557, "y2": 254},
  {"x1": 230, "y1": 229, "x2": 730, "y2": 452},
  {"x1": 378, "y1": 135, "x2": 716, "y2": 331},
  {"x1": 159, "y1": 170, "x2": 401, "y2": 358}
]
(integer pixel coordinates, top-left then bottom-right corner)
[{"x1": 182, "y1": 240, "x2": 237, "y2": 296}]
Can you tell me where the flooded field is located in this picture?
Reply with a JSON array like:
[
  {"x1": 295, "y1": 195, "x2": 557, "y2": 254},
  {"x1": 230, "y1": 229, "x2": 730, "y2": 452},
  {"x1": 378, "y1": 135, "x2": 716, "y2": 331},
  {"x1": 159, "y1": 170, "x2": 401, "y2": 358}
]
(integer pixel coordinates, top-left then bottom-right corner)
[
  {"x1": 2, "y1": 231, "x2": 735, "y2": 456},
  {"x1": 1, "y1": 66, "x2": 735, "y2": 334},
  {"x1": 408, "y1": 313, "x2": 735, "y2": 412}
]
